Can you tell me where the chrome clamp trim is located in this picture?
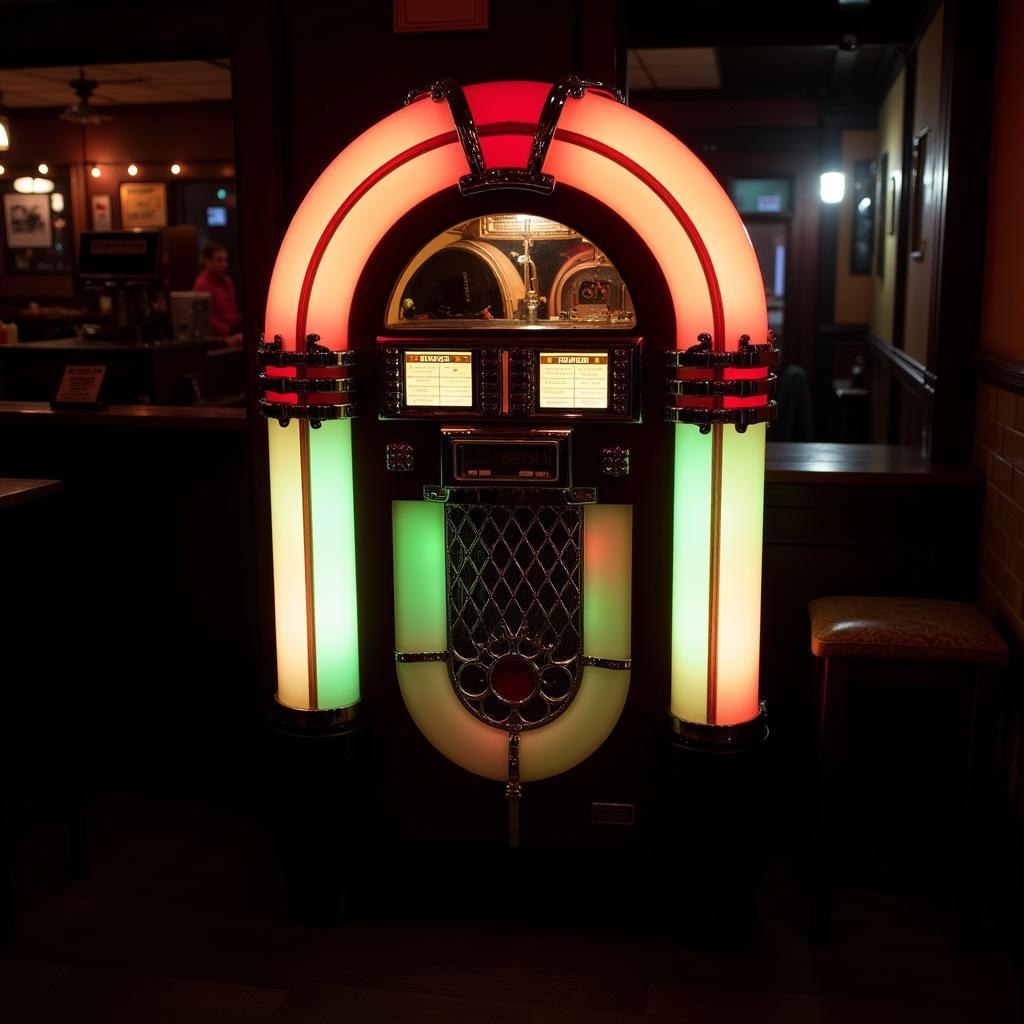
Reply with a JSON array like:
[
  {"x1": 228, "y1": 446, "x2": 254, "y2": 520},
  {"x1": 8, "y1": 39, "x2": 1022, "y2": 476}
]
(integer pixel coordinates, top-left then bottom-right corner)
[
  {"x1": 581, "y1": 655, "x2": 632, "y2": 670},
  {"x1": 394, "y1": 651, "x2": 450, "y2": 663}
]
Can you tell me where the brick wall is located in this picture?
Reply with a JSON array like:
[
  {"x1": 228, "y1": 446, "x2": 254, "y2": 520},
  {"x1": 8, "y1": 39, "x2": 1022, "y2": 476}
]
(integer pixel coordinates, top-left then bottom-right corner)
[
  {"x1": 975, "y1": 380, "x2": 1024, "y2": 913},
  {"x1": 975, "y1": 380, "x2": 1024, "y2": 646}
]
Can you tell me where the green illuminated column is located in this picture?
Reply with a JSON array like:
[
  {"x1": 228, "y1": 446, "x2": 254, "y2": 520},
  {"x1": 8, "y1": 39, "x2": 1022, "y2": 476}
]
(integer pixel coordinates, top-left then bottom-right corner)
[{"x1": 308, "y1": 419, "x2": 360, "y2": 709}]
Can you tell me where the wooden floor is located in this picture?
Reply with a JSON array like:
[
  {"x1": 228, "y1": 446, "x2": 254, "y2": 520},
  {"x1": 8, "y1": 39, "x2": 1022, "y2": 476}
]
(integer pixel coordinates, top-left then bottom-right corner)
[{"x1": 1, "y1": 794, "x2": 1020, "y2": 1023}]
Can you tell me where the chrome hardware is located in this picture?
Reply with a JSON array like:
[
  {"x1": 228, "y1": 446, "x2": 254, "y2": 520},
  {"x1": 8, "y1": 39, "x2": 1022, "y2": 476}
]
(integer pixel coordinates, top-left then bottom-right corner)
[
  {"x1": 665, "y1": 331, "x2": 781, "y2": 431},
  {"x1": 445, "y1": 504, "x2": 583, "y2": 731},
  {"x1": 581, "y1": 655, "x2": 632, "y2": 670},
  {"x1": 386, "y1": 443, "x2": 414, "y2": 472},
  {"x1": 423, "y1": 485, "x2": 450, "y2": 502},
  {"x1": 600, "y1": 446, "x2": 630, "y2": 478},
  {"x1": 406, "y1": 75, "x2": 622, "y2": 196},
  {"x1": 394, "y1": 651, "x2": 449, "y2": 663},
  {"x1": 567, "y1": 486, "x2": 597, "y2": 504}
]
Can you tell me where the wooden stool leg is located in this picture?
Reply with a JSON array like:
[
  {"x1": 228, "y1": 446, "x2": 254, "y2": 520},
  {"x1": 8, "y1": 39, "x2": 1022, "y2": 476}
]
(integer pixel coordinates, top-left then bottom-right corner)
[
  {"x1": 952, "y1": 668, "x2": 990, "y2": 950},
  {"x1": 810, "y1": 656, "x2": 849, "y2": 945}
]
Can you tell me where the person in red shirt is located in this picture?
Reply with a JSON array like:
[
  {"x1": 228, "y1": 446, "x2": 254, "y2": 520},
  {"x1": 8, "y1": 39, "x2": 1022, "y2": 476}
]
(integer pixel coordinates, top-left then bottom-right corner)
[{"x1": 193, "y1": 241, "x2": 242, "y2": 345}]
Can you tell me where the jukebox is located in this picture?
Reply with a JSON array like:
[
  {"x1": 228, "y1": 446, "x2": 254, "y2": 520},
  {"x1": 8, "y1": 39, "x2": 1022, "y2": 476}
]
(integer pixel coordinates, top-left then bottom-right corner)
[{"x1": 258, "y1": 78, "x2": 776, "y2": 928}]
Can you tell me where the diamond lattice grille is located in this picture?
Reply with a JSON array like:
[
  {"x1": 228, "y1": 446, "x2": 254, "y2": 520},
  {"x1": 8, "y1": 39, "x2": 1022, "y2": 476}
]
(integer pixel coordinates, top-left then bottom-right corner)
[{"x1": 445, "y1": 504, "x2": 583, "y2": 729}]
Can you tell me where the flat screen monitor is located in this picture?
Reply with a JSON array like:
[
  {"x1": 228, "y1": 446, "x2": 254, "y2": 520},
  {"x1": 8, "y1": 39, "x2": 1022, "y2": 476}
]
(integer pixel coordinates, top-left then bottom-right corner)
[
  {"x1": 78, "y1": 230, "x2": 161, "y2": 281},
  {"x1": 538, "y1": 352, "x2": 609, "y2": 409},
  {"x1": 403, "y1": 350, "x2": 473, "y2": 408}
]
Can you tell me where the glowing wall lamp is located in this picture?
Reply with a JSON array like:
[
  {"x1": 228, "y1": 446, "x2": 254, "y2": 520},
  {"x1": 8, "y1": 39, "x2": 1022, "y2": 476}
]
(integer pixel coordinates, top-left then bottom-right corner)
[
  {"x1": 820, "y1": 170, "x2": 846, "y2": 204},
  {"x1": 0, "y1": 92, "x2": 10, "y2": 152}
]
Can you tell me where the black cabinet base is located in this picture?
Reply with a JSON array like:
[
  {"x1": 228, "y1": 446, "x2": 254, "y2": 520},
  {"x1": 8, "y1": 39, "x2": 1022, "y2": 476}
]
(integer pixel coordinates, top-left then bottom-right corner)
[
  {"x1": 266, "y1": 708, "x2": 367, "y2": 926},
  {"x1": 661, "y1": 709, "x2": 769, "y2": 951}
]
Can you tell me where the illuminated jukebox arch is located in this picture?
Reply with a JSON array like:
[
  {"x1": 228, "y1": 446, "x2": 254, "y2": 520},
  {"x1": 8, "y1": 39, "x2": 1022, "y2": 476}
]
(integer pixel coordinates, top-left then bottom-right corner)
[{"x1": 260, "y1": 79, "x2": 774, "y2": 792}]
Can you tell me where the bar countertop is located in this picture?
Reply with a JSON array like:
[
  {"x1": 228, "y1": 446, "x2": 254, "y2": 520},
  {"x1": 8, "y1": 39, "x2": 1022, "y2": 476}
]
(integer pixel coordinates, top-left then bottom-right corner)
[
  {"x1": 764, "y1": 443, "x2": 982, "y2": 486},
  {"x1": 0, "y1": 401, "x2": 247, "y2": 430},
  {"x1": 0, "y1": 477, "x2": 62, "y2": 509}
]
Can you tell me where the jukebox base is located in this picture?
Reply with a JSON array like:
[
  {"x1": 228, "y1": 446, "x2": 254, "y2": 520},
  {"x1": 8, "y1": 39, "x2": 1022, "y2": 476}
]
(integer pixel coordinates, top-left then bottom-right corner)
[
  {"x1": 267, "y1": 711, "x2": 368, "y2": 925},
  {"x1": 661, "y1": 710, "x2": 770, "y2": 950}
]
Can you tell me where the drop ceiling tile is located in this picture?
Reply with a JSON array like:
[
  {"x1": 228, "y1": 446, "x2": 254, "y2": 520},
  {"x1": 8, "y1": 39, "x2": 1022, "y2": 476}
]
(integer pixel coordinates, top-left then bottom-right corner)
[
  {"x1": 648, "y1": 64, "x2": 721, "y2": 89},
  {"x1": 635, "y1": 47, "x2": 718, "y2": 69},
  {"x1": 628, "y1": 67, "x2": 655, "y2": 91}
]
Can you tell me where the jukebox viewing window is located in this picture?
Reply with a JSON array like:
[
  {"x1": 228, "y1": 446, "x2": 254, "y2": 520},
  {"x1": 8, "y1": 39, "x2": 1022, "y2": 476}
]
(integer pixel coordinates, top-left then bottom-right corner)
[
  {"x1": 538, "y1": 352, "x2": 608, "y2": 409},
  {"x1": 403, "y1": 351, "x2": 474, "y2": 407},
  {"x1": 385, "y1": 214, "x2": 635, "y2": 329}
]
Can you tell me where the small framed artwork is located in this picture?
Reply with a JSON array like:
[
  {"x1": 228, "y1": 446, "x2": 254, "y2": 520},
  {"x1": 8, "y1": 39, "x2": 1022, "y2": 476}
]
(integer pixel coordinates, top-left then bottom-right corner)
[
  {"x1": 909, "y1": 128, "x2": 928, "y2": 261},
  {"x1": 91, "y1": 193, "x2": 113, "y2": 230},
  {"x1": 3, "y1": 192, "x2": 53, "y2": 248},
  {"x1": 120, "y1": 181, "x2": 167, "y2": 228},
  {"x1": 875, "y1": 152, "x2": 888, "y2": 278}
]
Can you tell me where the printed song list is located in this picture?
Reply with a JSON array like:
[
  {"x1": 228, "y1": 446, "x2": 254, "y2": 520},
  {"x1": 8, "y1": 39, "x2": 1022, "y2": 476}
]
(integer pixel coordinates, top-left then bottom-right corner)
[
  {"x1": 539, "y1": 352, "x2": 608, "y2": 409},
  {"x1": 404, "y1": 351, "x2": 473, "y2": 407}
]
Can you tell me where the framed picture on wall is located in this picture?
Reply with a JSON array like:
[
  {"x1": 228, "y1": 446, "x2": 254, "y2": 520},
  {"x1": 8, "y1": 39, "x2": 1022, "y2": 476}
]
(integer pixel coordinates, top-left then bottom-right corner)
[
  {"x1": 91, "y1": 194, "x2": 113, "y2": 230},
  {"x1": 120, "y1": 181, "x2": 167, "y2": 228},
  {"x1": 3, "y1": 192, "x2": 53, "y2": 248},
  {"x1": 909, "y1": 128, "x2": 928, "y2": 261}
]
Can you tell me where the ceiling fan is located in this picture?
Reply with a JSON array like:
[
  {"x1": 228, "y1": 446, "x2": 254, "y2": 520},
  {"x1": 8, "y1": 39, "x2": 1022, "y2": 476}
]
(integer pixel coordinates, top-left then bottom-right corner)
[{"x1": 59, "y1": 67, "x2": 145, "y2": 125}]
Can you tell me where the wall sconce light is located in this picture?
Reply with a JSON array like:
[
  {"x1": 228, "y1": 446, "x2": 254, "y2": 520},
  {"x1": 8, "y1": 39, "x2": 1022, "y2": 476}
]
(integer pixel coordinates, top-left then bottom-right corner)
[
  {"x1": 90, "y1": 165, "x2": 101, "y2": 178},
  {"x1": 37, "y1": 162, "x2": 49, "y2": 175},
  {"x1": 127, "y1": 163, "x2": 138, "y2": 177},
  {"x1": 0, "y1": 164, "x2": 5, "y2": 176},
  {"x1": 170, "y1": 163, "x2": 182, "y2": 175},
  {"x1": 0, "y1": 92, "x2": 10, "y2": 152},
  {"x1": 819, "y1": 171, "x2": 845, "y2": 204}
]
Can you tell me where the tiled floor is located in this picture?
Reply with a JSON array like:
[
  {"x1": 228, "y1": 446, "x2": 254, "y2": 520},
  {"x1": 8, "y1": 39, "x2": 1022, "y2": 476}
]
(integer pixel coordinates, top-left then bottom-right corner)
[{"x1": 2, "y1": 794, "x2": 1020, "y2": 1022}]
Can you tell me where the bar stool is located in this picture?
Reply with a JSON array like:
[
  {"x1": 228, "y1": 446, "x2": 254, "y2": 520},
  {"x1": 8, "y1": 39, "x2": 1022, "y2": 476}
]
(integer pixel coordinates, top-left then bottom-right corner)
[{"x1": 807, "y1": 595, "x2": 1009, "y2": 945}]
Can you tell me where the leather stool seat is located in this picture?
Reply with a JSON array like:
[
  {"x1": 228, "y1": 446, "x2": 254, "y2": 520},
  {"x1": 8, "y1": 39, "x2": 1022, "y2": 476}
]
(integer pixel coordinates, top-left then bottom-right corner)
[
  {"x1": 809, "y1": 596, "x2": 1009, "y2": 665},
  {"x1": 807, "y1": 595, "x2": 1008, "y2": 946}
]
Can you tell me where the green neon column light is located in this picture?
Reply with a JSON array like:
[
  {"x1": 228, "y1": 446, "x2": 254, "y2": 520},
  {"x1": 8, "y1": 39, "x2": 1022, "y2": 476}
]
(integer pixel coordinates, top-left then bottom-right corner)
[
  {"x1": 268, "y1": 419, "x2": 310, "y2": 709},
  {"x1": 670, "y1": 421, "x2": 767, "y2": 728},
  {"x1": 266, "y1": 415, "x2": 360, "y2": 713},
  {"x1": 670, "y1": 426, "x2": 713, "y2": 723},
  {"x1": 308, "y1": 418, "x2": 360, "y2": 709}
]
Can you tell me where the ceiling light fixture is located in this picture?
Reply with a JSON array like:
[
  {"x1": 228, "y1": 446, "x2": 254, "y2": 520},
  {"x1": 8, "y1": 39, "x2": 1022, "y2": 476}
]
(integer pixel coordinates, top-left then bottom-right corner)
[
  {"x1": 38, "y1": 162, "x2": 49, "y2": 175},
  {"x1": 819, "y1": 171, "x2": 846, "y2": 204},
  {"x1": 13, "y1": 176, "x2": 55, "y2": 194},
  {"x1": 90, "y1": 165, "x2": 101, "y2": 178},
  {"x1": 60, "y1": 68, "x2": 112, "y2": 125},
  {"x1": 128, "y1": 163, "x2": 139, "y2": 176},
  {"x1": 170, "y1": 163, "x2": 181, "y2": 175}
]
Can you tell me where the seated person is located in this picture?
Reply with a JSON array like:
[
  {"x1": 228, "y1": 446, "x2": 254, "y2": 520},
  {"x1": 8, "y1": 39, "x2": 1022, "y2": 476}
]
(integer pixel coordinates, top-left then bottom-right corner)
[{"x1": 193, "y1": 241, "x2": 242, "y2": 345}]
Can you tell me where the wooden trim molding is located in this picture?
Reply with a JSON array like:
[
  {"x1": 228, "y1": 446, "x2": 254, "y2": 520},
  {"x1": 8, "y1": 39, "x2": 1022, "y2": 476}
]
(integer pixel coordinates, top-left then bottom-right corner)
[
  {"x1": 976, "y1": 352, "x2": 1024, "y2": 395},
  {"x1": 867, "y1": 332, "x2": 936, "y2": 394}
]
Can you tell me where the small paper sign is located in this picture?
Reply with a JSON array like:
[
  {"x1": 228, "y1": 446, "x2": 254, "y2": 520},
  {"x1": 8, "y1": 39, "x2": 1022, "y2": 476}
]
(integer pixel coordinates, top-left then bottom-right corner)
[{"x1": 54, "y1": 364, "x2": 106, "y2": 406}]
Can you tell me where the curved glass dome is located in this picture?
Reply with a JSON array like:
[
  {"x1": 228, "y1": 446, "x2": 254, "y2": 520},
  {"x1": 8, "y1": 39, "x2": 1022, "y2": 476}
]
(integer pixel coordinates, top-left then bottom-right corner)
[{"x1": 385, "y1": 214, "x2": 635, "y2": 330}]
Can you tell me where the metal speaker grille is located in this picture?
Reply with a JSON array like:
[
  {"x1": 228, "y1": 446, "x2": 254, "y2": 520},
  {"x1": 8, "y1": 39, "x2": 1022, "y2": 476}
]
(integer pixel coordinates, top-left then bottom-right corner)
[{"x1": 445, "y1": 504, "x2": 583, "y2": 730}]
